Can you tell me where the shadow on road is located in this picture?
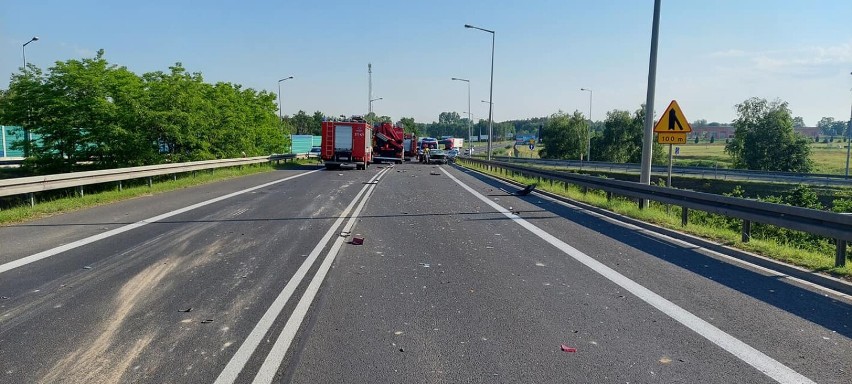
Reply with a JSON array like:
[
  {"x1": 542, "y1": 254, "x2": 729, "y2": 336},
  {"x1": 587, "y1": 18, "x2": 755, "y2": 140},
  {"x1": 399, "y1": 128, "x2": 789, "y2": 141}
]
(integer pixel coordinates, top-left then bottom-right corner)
[{"x1": 453, "y1": 164, "x2": 852, "y2": 339}]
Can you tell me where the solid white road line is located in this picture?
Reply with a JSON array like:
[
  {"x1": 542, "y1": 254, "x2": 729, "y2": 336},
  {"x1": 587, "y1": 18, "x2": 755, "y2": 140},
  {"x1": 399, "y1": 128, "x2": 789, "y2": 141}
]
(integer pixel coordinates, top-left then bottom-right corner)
[
  {"x1": 214, "y1": 167, "x2": 389, "y2": 384},
  {"x1": 0, "y1": 169, "x2": 322, "y2": 275},
  {"x1": 441, "y1": 167, "x2": 815, "y2": 384},
  {"x1": 250, "y1": 167, "x2": 386, "y2": 384},
  {"x1": 526, "y1": 179, "x2": 852, "y2": 302}
]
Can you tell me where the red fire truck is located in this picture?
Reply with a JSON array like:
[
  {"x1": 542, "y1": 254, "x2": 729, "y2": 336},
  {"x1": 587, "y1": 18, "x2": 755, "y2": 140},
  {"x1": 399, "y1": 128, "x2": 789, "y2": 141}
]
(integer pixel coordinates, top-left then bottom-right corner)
[
  {"x1": 402, "y1": 133, "x2": 418, "y2": 161},
  {"x1": 321, "y1": 117, "x2": 373, "y2": 170}
]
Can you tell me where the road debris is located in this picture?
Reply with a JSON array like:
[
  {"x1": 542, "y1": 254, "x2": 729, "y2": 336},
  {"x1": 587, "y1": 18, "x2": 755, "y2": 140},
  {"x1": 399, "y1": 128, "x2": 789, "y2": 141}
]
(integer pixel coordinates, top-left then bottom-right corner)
[
  {"x1": 179, "y1": 307, "x2": 193, "y2": 313},
  {"x1": 516, "y1": 184, "x2": 536, "y2": 196},
  {"x1": 351, "y1": 236, "x2": 364, "y2": 245},
  {"x1": 82, "y1": 266, "x2": 93, "y2": 270},
  {"x1": 201, "y1": 319, "x2": 214, "y2": 324},
  {"x1": 560, "y1": 344, "x2": 577, "y2": 353}
]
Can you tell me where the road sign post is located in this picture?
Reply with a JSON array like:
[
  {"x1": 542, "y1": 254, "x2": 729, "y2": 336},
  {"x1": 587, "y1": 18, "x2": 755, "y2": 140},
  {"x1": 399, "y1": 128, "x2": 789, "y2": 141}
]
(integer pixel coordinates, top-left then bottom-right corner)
[
  {"x1": 668, "y1": 144, "x2": 673, "y2": 188},
  {"x1": 653, "y1": 100, "x2": 692, "y2": 189}
]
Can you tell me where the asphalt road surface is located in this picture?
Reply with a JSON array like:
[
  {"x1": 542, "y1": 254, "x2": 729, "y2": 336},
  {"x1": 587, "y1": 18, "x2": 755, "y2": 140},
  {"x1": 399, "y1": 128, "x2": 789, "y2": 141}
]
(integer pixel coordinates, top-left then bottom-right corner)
[{"x1": 0, "y1": 163, "x2": 849, "y2": 383}]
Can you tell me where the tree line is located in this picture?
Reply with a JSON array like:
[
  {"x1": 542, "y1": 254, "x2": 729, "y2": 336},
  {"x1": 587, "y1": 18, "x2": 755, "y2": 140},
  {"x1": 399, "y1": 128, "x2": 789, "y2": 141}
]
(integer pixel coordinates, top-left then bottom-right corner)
[
  {"x1": 0, "y1": 50, "x2": 285, "y2": 174},
  {"x1": 536, "y1": 97, "x2": 817, "y2": 172}
]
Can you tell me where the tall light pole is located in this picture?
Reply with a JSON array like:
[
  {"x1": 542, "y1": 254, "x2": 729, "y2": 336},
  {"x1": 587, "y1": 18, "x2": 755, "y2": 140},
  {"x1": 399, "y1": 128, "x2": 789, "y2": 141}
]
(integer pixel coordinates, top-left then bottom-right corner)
[
  {"x1": 452, "y1": 77, "x2": 472, "y2": 147},
  {"x1": 465, "y1": 24, "x2": 495, "y2": 161},
  {"x1": 22, "y1": 36, "x2": 39, "y2": 69},
  {"x1": 639, "y1": 0, "x2": 662, "y2": 208},
  {"x1": 368, "y1": 63, "x2": 373, "y2": 114},
  {"x1": 846, "y1": 71, "x2": 852, "y2": 178},
  {"x1": 369, "y1": 97, "x2": 383, "y2": 121},
  {"x1": 277, "y1": 76, "x2": 294, "y2": 123},
  {"x1": 21, "y1": 36, "x2": 39, "y2": 158},
  {"x1": 481, "y1": 100, "x2": 493, "y2": 142},
  {"x1": 580, "y1": 88, "x2": 593, "y2": 161}
]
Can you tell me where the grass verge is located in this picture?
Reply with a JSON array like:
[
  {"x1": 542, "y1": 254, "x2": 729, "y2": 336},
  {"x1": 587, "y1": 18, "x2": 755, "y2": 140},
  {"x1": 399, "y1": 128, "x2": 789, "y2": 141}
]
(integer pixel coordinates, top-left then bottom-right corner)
[
  {"x1": 0, "y1": 160, "x2": 316, "y2": 225},
  {"x1": 459, "y1": 160, "x2": 850, "y2": 278}
]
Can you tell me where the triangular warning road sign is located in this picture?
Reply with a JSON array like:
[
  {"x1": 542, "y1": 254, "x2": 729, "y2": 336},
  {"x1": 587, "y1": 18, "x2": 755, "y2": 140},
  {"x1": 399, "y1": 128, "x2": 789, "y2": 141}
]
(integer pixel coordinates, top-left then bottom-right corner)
[{"x1": 654, "y1": 100, "x2": 692, "y2": 133}]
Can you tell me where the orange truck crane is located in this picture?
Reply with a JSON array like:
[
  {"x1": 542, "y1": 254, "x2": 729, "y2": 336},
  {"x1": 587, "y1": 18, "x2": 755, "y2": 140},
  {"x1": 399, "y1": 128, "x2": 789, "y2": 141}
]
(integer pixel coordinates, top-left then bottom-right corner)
[{"x1": 372, "y1": 122, "x2": 405, "y2": 164}]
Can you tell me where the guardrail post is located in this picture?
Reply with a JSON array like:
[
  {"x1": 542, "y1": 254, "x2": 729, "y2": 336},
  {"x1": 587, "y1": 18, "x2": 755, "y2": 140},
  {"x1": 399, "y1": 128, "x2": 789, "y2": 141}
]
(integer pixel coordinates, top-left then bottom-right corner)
[
  {"x1": 836, "y1": 240, "x2": 847, "y2": 268},
  {"x1": 582, "y1": 186, "x2": 588, "y2": 194},
  {"x1": 147, "y1": 177, "x2": 153, "y2": 188},
  {"x1": 742, "y1": 220, "x2": 751, "y2": 242},
  {"x1": 173, "y1": 174, "x2": 177, "y2": 181},
  {"x1": 681, "y1": 207, "x2": 688, "y2": 226},
  {"x1": 118, "y1": 181, "x2": 122, "y2": 191},
  {"x1": 28, "y1": 193, "x2": 35, "y2": 207},
  {"x1": 77, "y1": 186, "x2": 84, "y2": 197},
  {"x1": 606, "y1": 191, "x2": 612, "y2": 201}
]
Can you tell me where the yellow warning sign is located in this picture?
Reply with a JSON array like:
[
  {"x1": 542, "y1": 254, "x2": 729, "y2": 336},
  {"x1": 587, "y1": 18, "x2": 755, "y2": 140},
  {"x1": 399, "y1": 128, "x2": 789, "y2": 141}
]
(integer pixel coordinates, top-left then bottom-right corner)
[
  {"x1": 653, "y1": 100, "x2": 692, "y2": 133},
  {"x1": 657, "y1": 132, "x2": 687, "y2": 144}
]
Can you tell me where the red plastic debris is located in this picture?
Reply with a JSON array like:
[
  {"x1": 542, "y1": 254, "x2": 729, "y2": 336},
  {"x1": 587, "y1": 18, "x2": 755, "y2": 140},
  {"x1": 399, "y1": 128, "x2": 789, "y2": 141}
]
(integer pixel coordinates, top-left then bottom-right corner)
[
  {"x1": 351, "y1": 237, "x2": 364, "y2": 245},
  {"x1": 560, "y1": 344, "x2": 576, "y2": 353}
]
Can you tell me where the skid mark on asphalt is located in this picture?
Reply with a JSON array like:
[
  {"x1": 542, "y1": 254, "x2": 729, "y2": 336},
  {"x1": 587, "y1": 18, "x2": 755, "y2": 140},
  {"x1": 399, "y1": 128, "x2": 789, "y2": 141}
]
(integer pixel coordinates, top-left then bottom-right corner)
[{"x1": 40, "y1": 259, "x2": 176, "y2": 384}]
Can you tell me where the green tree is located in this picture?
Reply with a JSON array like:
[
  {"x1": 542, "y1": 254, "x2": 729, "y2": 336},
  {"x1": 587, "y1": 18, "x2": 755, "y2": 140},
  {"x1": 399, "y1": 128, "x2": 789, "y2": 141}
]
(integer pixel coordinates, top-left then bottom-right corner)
[
  {"x1": 399, "y1": 117, "x2": 418, "y2": 135},
  {"x1": 539, "y1": 110, "x2": 587, "y2": 160},
  {"x1": 725, "y1": 97, "x2": 812, "y2": 172},
  {"x1": 792, "y1": 116, "x2": 805, "y2": 128},
  {"x1": 290, "y1": 110, "x2": 312, "y2": 135},
  {"x1": 594, "y1": 106, "x2": 665, "y2": 164}
]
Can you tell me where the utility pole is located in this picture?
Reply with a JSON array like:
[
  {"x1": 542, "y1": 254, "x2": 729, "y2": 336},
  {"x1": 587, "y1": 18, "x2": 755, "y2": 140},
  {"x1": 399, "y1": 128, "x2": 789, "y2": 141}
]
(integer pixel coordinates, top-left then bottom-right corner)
[
  {"x1": 368, "y1": 63, "x2": 372, "y2": 115},
  {"x1": 639, "y1": 0, "x2": 662, "y2": 208}
]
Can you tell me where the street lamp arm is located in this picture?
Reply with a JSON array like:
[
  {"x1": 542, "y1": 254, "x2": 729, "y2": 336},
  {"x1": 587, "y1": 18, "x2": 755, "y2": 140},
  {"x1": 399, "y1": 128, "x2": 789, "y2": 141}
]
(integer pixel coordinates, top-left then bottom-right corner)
[{"x1": 464, "y1": 24, "x2": 494, "y2": 34}]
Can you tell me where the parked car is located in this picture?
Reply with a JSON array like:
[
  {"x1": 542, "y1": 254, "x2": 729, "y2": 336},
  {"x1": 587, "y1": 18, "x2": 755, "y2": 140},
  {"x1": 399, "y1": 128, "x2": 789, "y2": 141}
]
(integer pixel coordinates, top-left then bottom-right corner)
[
  {"x1": 447, "y1": 149, "x2": 459, "y2": 162},
  {"x1": 308, "y1": 146, "x2": 322, "y2": 158},
  {"x1": 427, "y1": 149, "x2": 449, "y2": 164}
]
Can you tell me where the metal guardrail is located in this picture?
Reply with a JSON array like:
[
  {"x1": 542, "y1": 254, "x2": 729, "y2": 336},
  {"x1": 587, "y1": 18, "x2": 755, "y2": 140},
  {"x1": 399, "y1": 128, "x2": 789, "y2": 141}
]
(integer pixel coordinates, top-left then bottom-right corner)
[
  {"x1": 487, "y1": 156, "x2": 851, "y2": 186},
  {"x1": 459, "y1": 157, "x2": 852, "y2": 268},
  {"x1": 0, "y1": 156, "x2": 294, "y2": 201}
]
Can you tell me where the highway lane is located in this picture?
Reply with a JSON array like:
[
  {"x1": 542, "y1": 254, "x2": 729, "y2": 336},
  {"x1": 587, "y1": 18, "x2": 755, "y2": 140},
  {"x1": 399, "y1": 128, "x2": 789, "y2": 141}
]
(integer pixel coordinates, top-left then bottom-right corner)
[
  {"x1": 276, "y1": 163, "x2": 849, "y2": 383},
  {"x1": 1, "y1": 162, "x2": 849, "y2": 383},
  {"x1": 0, "y1": 166, "x2": 384, "y2": 383}
]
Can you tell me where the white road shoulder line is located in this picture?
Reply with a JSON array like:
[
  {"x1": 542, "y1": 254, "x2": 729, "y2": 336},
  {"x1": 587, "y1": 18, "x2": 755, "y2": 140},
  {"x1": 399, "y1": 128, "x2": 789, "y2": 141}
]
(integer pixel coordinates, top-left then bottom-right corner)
[
  {"x1": 441, "y1": 167, "x2": 815, "y2": 384},
  {"x1": 214, "y1": 167, "x2": 389, "y2": 384},
  {"x1": 0, "y1": 169, "x2": 322, "y2": 275},
  {"x1": 530, "y1": 183, "x2": 852, "y2": 301},
  {"x1": 250, "y1": 167, "x2": 385, "y2": 384}
]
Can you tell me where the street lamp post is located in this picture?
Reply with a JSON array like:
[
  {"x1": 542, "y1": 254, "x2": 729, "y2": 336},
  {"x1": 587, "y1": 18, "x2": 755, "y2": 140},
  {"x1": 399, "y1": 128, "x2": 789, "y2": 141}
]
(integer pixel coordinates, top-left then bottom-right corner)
[
  {"x1": 465, "y1": 24, "x2": 495, "y2": 160},
  {"x1": 452, "y1": 77, "x2": 472, "y2": 148},
  {"x1": 481, "y1": 100, "x2": 493, "y2": 142},
  {"x1": 369, "y1": 97, "x2": 383, "y2": 122},
  {"x1": 580, "y1": 88, "x2": 593, "y2": 161},
  {"x1": 21, "y1": 36, "x2": 39, "y2": 158},
  {"x1": 639, "y1": 0, "x2": 662, "y2": 209},
  {"x1": 22, "y1": 36, "x2": 39, "y2": 69},
  {"x1": 277, "y1": 76, "x2": 294, "y2": 124}
]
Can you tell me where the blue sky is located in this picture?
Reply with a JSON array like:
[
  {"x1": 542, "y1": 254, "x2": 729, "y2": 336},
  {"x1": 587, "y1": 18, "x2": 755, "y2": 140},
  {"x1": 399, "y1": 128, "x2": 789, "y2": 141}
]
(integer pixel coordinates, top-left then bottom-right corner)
[{"x1": 2, "y1": 0, "x2": 851, "y2": 126}]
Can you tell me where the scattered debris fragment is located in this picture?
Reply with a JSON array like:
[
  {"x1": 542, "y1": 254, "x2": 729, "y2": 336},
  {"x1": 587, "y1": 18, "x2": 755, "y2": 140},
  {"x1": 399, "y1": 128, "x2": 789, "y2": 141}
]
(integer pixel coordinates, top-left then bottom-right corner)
[
  {"x1": 419, "y1": 263, "x2": 431, "y2": 268},
  {"x1": 430, "y1": 171, "x2": 440, "y2": 176},
  {"x1": 0, "y1": 296, "x2": 8, "y2": 300},
  {"x1": 82, "y1": 266, "x2": 93, "y2": 270},
  {"x1": 659, "y1": 357, "x2": 672, "y2": 364},
  {"x1": 516, "y1": 184, "x2": 536, "y2": 196},
  {"x1": 560, "y1": 344, "x2": 577, "y2": 353},
  {"x1": 201, "y1": 319, "x2": 214, "y2": 324},
  {"x1": 351, "y1": 236, "x2": 364, "y2": 245},
  {"x1": 179, "y1": 307, "x2": 193, "y2": 313}
]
